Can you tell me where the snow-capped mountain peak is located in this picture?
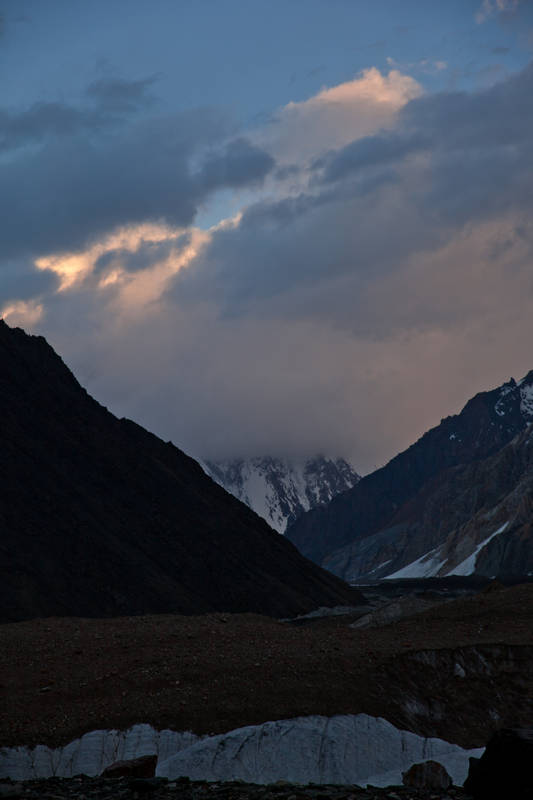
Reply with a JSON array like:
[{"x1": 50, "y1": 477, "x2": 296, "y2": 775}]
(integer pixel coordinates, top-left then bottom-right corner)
[
  {"x1": 201, "y1": 456, "x2": 360, "y2": 533},
  {"x1": 493, "y1": 370, "x2": 533, "y2": 422}
]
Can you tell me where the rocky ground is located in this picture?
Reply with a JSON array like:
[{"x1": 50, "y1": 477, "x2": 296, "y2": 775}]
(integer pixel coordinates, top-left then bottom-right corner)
[
  {"x1": 1, "y1": 582, "x2": 532, "y2": 751},
  {"x1": 0, "y1": 776, "x2": 474, "y2": 800}
]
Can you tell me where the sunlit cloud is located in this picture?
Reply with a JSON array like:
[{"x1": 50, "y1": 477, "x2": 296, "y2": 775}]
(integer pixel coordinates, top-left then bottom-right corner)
[
  {"x1": 1, "y1": 299, "x2": 44, "y2": 328},
  {"x1": 34, "y1": 222, "x2": 184, "y2": 290},
  {"x1": 256, "y1": 68, "x2": 422, "y2": 166}
]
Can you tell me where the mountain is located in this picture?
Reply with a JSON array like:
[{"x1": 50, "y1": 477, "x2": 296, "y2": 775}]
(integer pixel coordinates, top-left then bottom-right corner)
[
  {"x1": 201, "y1": 456, "x2": 360, "y2": 533},
  {"x1": 286, "y1": 372, "x2": 533, "y2": 582},
  {"x1": 0, "y1": 320, "x2": 363, "y2": 622}
]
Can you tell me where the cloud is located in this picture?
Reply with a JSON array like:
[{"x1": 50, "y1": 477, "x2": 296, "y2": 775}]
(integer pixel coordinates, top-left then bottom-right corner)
[
  {"x1": 386, "y1": 57, "x2": 448, "y2": 75},
  {"x1": 0, "y1": 102, "x2": 109, "y2": 153},
  {"x1": 476, "y1": 0, "x2": 522, "y2": 23},
  {"x1": 315, "y1": 131, "x2": 427, "y2": 184},
  {"x1": 198, "y1": 138, "x2": 275, "y2": 191},
  {"x1": 0, "y1": 75, "x2": 158, "y2": 155},
  {"x1": 9, "y1": 63, "x2": 533, "y2": 472},
  {"x1": 85, "y1": 75, "x2": 159, "y2": 112},
  {"x1": 93, "y1": 238, "x2": 182, "y2": 276},
  {"x1": 33, "y1": 213, "x2": 533, "y2": 472},
  {"x1": 254, "y1": 68, "x2": 422, "y2": 165},
  {"x1": 170, "y1": 62, "x2": 533, "y2": 326},
  {"x1": 0, "y1": 258, "x2": 58, "y2": 305},
  {"x1": 0, "y1": 95, "x2": 274, "y2": 275}
]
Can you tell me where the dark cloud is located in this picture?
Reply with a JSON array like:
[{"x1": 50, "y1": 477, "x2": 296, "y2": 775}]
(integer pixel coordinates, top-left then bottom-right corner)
[
  {"x1": 273, "y1": 164, "x2": 301, "y2": 181},
  {"x1": 0, "y1": 259, "x2": 58, "y2": 305},
  {"x1": 315, "y1": 132, "x2": 427, "y2": 184},
  {"x1": 93, "y1": 235, "x2": 189, "y2": 275},
  {"x1": 85, "y1": 75, "x2": 159, "y2": 112},
  {"x1": 0, "y1": 102, "x2": 109, "y2": 153},
  {"x1": 198, "y1": 138, "x2": 274, "y2": 191},
  {"x1": 0, "y1": 75, "x2": 161, "y2": 155},
  {"x1": 0, "y1": 102, "x2": 274, "y2": 264}
]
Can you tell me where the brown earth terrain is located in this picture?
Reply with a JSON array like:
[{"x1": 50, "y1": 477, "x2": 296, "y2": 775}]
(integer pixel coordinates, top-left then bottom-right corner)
[
  {"x1": 1, "y1": 583, "x2": 532, "y2": 751},
  {"x1": 0, "y1": 775, "x2": 475, "y2": 800}
]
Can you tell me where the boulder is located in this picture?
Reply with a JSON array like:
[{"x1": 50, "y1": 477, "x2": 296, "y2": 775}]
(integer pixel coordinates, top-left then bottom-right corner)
[
  {"x1": 464, "y1": 728, "x2": 533, "y2": 799},
  {"x1": 402, "y1": 759, "x2": 452, "y2": 790},
  {"x1": 101, "y1": 754, "x2": 157, "y2": 778}
]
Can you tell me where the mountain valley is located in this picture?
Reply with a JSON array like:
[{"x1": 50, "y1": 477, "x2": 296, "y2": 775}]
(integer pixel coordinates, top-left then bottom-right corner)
[{"x1": 2, "y1": 320, "x2": 533, "y2": 794}]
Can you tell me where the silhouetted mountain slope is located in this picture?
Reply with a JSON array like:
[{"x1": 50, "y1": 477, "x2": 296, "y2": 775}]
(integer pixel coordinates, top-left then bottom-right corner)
[
  {"x1": 0, "y1": 321, "x2": 362, "y2": 622},
  {"x1": 287, "y1": 373, "x2": 533, "y2": 578}
]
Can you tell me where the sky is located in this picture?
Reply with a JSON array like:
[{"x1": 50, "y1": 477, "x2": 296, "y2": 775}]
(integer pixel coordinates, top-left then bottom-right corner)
[{"x1": 1, "y1": 0, "x2": 533, "y2": 473}]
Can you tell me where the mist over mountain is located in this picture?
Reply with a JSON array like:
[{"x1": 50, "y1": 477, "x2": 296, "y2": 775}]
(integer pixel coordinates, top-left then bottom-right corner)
[
  {"x1": 287, "y1": 372, "x2": 533, "y2": 582},
  {"x1": 0, "y1": 320, "x2": 362, "y2": 622}
]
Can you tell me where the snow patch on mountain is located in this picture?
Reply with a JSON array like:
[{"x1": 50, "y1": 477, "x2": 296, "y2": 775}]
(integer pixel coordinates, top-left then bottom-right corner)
[
  {"x1": 201, "y1": 456, "x2": 360, "y2": 533},
  {"x1": 520, "y1": 383, "x2": 533, "y2": 419},
  {"x1": 449, "y1": 521, "x2": 509, "y2": 576},
  {"x1": 0, "y1": 715, "x2": 482, "y2": 787},
  {"x1": 384, "y1": 547, "x2": 447, "y2": 580},
  {"x1": 494, "y1": 372, "x2": 533, "y2": 422},
  {"x1": 384, "y1": 521, "x2": 510, "y2": 580}
]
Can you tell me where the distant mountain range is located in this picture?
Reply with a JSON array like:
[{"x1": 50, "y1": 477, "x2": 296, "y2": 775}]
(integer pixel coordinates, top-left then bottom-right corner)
[
  {"x1": 201, "y1": 456, "x2": 360, "y2": 533},
  {"x1": 287, "y1": 372, "x2": 533, "y2": 582},
  {"x1": 0, "y1": 320, "x2": 362, "y2": 622}
]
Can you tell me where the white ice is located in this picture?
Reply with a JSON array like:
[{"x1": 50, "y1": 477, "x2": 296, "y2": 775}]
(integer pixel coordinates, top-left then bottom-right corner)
[
  {"x1": 1, "y1": 714, "x2": 482, "y2": 787},
  {"x1": 157, "y1": 715, "x2": 482, "y2": 787}
]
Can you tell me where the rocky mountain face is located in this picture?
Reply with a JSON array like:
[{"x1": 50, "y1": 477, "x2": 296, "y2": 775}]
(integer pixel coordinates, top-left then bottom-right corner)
[
  {"x1": 201, "y1": 456, "x2": 360, "y2": 533},
  {"x1": 286, "y1": 373, "x2": 533, "y2": 582},
  {"x1": 0, "y1": 320, "x2": 362, "y2": 622}
]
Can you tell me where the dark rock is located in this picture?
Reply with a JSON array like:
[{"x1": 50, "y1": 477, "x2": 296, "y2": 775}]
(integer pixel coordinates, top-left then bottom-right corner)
[
  {"x1": 402, "y1": 760, "x2": 452, "y2": 790},
  {"x1": 101, "y1": 754, "x2": 158, "y2": 778},
  {"x1": 0, "y1": 784, "x2": 24, "y2": 798},
  {"x1": 127, "y1": 777, "x2": 168, "y2": 792},
  {"x1": 464, "y1": 727, "x2": 533, "y2": 799}
]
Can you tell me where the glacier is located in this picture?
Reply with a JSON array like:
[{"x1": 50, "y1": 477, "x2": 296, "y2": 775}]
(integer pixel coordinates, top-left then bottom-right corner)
[{"x1": 1, "y1": 714, "x2": 482, "y2": 787}]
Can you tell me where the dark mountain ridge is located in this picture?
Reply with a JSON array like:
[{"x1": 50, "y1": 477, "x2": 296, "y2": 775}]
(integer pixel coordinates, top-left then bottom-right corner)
[
  {"x1": 287, "y1": 372, "x2": 533, "y2": 577},
  {"x1": 0, "y1": 320, "x2": 362, "y2": 622}
]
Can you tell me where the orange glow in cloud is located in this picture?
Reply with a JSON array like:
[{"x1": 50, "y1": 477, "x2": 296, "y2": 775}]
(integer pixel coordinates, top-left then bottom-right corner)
[
  {"x1": 115, "y1": 226, "x2": 211, "y2": 312},
  {"x1": 303, "y1": 67, "x2": 422, "y2": 108},
  {"x1": 34, "y1": 222, "x2": 185, "y2": 291},
  {"x1": 260, "y1": 68, "x2": 423, "y2": 165},
  {"x1": 1, "y1": 300, "x2": 44, "y2": 328},
  {"x1": 30, "y1": 220, "x2": 217, "y2": 323}
]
